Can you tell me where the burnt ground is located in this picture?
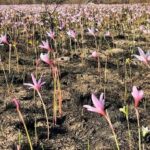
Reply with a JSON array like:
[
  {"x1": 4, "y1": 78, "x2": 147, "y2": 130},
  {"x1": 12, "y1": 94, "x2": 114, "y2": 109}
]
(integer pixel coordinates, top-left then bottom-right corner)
[{"x1": 0, "y1": 33, "x2": 150, "y2": 150}]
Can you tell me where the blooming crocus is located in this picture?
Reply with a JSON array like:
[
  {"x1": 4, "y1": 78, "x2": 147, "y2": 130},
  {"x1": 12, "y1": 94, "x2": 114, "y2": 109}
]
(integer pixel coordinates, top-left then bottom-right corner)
[
  {"x1": 84, "y1": 93, "x2": 120, "y2": 149},
  {"x1": 140, "y1": 25, "x2": 150, "y2": 34},
  {"x1": 39, "y1": 40, "x2": 52, "y2": 52},
  {"x1": 104, "y1": 31, "x2": 111, "y2": 37},
  {"x1": 143, "y1": 30, "x2": 150, "y2": 34},
  {"x1": 47, "y1": 30, "x2": 55, "y2": 40},
  {"x1": 139, "y1": 25, "x2": 145, "y2": 32},
  {"x1": 90, "y1": 51, "x2": 98, "y2": 58},
  {"x1": 83, "y1": 93, "x2": 106, "y2": 116},
  {"x1": 0, "y1": 34, "x2": 9, "y2": 45},
  {"x1": 67, "y1": 29, "x2": 77, "y2": 40},
  {"x1": 24, "y1": 73, "x2": 45, "y2": 91},
  {"x1": 12, "y1": 97, "x2": 33, "y2": 149},
  {"x1": 12, "y1": 98, "x2": 20, "y2": 110},
  {"x1": 40, "y1": 53, "x2": 54, "y2": 66},
  {"x1": 131, "y1": 86, "x2": 144, "y2": 108},
  {"x1": 133, "y1": 47, "x2": 150, "y2": 65},
  {"x1": 87, "y1": 27, "x2": 95, "y2": 36}
]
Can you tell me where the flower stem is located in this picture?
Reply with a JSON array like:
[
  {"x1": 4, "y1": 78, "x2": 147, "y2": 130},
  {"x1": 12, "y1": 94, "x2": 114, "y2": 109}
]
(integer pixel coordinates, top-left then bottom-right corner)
[
  {"x1": 135, "y1": 108, "x2": 141, "y2": 150},
  {"x1": 17, "y1": 109, "x2": 33, "y2": 150},
  {"x1": 0, "y1": 60, "x2": 10, "y2": 94},
  {"x1": 98, "y1": 57, "x2": 100, "y2": 72},
  {"x1": 53, "y1": 76, "x2": 57, "y2": 124},
  {"x1": 37, "y1": 91, "x2": 50, "y2": 140},
  {"x1": 9, "y1": 44, "x2": 12, "y2": 74},
  {"x1": 105, "y1": 111, "x2": 120, "y2": 150},
  {"x1": 126, "y1": 115, "x2": 132, "y2": 150},
  {"x1": 57, "y1": 76, "x2": 62, "y2": 116}
]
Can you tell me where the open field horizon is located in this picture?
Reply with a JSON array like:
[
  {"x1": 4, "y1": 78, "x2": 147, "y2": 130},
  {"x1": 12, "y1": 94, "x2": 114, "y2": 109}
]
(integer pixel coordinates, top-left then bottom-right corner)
[{"x1": 0, "y1": 0, "x2": 150, "y2": 4}]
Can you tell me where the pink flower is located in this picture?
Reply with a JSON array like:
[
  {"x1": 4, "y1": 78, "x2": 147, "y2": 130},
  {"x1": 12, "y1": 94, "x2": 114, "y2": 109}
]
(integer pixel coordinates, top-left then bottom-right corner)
[
  {"x1": 17, "y1": 145, "x2": 20, "y2": 150},
  {"x1": 91, "y1": 51, "x2": 98, "y2": 58},
  {"x1": 143, "y1": 30, "x2": 150, "y2": 34},
  {"x1": 133, "y1": 47, "x2": 150, "y2": 65},
  {"x1": 39, "y1": 40, "x2": 52, "y2": 52},
  {"x1": 24, "y1": 73, "x2": 45, "y2": 91},
  {"x1": 131, "y1": 86, "x2": 144, "y2": 108},
  {"x1": 40, "y1": 53, "x2": 54, "y2": 66},
  {"x1": 139, "y1": 25, "x2": 145, "y2": 31},
  {"x1": 83, "y1": 93, "x2": 106, "y2": 116},
  {"x1": 12, "y1": 98, "x2": 20, "y2": 110},
  {"x1": 0, "y1": 34, "x2": 9, "y2": 45},
  {"x1": 87, "y1": 27, "x2": 95, "y2": 36},
  {"x1": 140, "y1": 25, "x2": 150, "y2": 34},
  {"x1": 67, "y1": 30, "x2": 77, "y2": 40},
  {"x1": 89, "y1": 51, "x2": 99, "y2": 59},
  {"x1": 47, "y1": 30, "x2": 55, "y2": 40},
  {"x1": 104, "y1": 31, "x2": 111, "y2": 37}
]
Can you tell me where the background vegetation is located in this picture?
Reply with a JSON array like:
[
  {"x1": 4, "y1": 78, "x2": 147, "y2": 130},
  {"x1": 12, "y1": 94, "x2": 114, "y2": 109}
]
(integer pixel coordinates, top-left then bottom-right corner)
[{"x1": 0, "y1": 0, "x2": 149, "y2": 4}]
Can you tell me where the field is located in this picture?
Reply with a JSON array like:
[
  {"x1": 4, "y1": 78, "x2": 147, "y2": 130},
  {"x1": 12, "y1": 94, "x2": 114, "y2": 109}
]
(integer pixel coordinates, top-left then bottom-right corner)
[{"x1": 0, "y1": 3, "x2": 150, "y2": 150}]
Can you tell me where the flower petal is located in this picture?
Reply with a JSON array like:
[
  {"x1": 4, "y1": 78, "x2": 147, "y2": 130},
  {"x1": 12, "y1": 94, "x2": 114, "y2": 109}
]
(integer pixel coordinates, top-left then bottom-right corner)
[
  {"x1": 131, "y1": 86, "x2": 138, "y2": 98},
  {"x1": 139, "y1": 90, "x2": 144, "y2": 99},
  {"x1": 99, "y1": 93, "x2": 105, "y2": 107},
  {"x1": 31, "y1": 73, "x2": 37, "y2": 86},
  {"x1": 138, "y1": 47, "x2": 146, "y2": 57},
  {"x1": 23, "y1": 83, "x2": 34, "y2": 88},
  {"x1": 134, "y1": 55, "x2": 146, "y2": 62},
  {"x1": 91, "y1": 93, "x2": 103, "y2": 109},
  {"x1": 83, "y1": 105, "x2": 99, "y2": 113}
]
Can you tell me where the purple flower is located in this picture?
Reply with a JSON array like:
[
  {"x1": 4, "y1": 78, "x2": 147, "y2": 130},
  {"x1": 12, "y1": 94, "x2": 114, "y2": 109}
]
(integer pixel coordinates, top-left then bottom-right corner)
[
  {"x1": 0, "y1": 34, "x2": 9, "y2": 45},
  {"x1": 39, "y1": 40, "x2": 52, "y2": 52},
  {"x1": 133, "y1": 47, "x2": 150, "y2": 65},
  {"x1": 47, "y1": 30, "x2": 55, "y2": 40},
  {"x1": 131, "y1": 86, "x2": 144, "y2": 108},
  {"x1": 87, "y1": 27, "x2": 95, "y2": 36},
  {"x1": 24, "y1": 73, "x2": 45, "y2": 92},
  {"x1": 90, "y1": 51, "x2": 98, "y2": 58},
  {"x1": 40, "y1": 53, "x2": 54, "y2": 66},
  {"x1": 104, "y1": 31, "x2": 111, "y2": 37},
  {"x1": 67, "y1": 29, "x2": 77, "y2": 40},
  {"x1": 83, "y1": 93, "x2": 106, "y2": 116}
]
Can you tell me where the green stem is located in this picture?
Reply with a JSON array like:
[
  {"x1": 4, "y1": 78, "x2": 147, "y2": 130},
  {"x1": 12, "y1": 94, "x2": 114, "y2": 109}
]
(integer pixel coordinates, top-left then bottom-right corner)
[
  {"x1": 9, "y1": 44, "x2": 12, "y2": 74},
  {"x1": 135, "y1": 108, "x2": 141, "y2": 150},
  {"x1": 97, "y1": 57, "x2": 100, "y2": 72},
  {"x1": 0, "y1": 60, "x2": 9, "y2": 93},
  {"x1": 17, "y1": 110, "x2": 33, "y2": 150},
  {"x1": 53, "y1": 76, "x2": 57, "y2": 124},
  {"x1": 37, "y1": 91, "x2": 50, "y2": 140},
  {"x1": 18, "y1": 130, "x2": 22, "y2": 146},
  {"x1": 14, "y1": 46, "x2": 19, "y2": 73},
  {"x1": 126, "y1": 115, "x2": 132, "y2": 150},
  {"x1": 105, "y1": 111, "x2": 120, "y2": 150},
  {"x1": 57, "y1": 77, "x2": 62, "y2": 116},
  {"x1": 34, "y1": 117, "x2": 38, "y2": 144}
]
